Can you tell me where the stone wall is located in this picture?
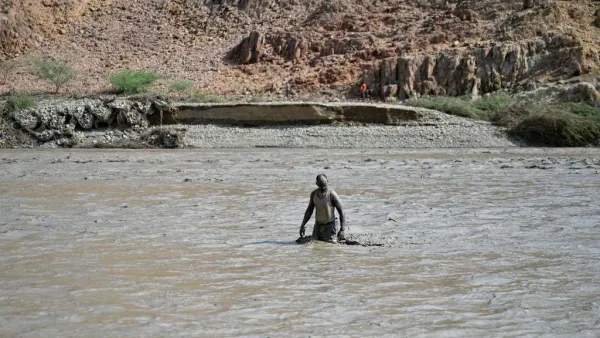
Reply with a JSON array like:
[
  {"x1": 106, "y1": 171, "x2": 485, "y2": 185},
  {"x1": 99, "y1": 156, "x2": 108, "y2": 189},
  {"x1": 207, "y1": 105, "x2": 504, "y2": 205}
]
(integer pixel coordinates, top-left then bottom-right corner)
[{"x1": 9, "y1": 97, "x2": 168, "y2": 142}]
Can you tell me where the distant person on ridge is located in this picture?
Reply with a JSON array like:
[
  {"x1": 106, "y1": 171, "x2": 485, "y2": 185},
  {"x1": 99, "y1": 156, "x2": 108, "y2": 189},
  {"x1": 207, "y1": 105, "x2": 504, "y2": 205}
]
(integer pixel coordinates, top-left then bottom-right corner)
[
  {"x1": 299, "y1": 174, "x2": 346, "y2": 243},
  {"x1": 360, "y1": 82, "x2": 368, "y2": 100}
]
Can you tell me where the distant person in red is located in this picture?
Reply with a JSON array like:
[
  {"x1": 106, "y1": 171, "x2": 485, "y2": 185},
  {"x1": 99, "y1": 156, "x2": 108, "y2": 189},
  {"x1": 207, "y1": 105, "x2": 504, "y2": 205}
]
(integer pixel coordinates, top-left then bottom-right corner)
[{"x1": 360, "y1": 83, "x2": 368, "y2": 100}]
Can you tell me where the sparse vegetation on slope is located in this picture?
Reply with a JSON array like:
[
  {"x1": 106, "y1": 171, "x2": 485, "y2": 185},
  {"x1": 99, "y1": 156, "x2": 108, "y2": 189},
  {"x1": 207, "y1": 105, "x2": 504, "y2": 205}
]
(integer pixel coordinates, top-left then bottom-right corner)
[
  {"x1": 109, "y1": 71, "x2": 158, "y2": 94},
  {"x1": 5, "y1": 93, "x2": 37, "y2": 113},
  {"x1": 29, "y1": 56, "x2": 77, "y2": 93},
  {"x1": 170, "y1": 80, "x2": 193, "y2": 94}
]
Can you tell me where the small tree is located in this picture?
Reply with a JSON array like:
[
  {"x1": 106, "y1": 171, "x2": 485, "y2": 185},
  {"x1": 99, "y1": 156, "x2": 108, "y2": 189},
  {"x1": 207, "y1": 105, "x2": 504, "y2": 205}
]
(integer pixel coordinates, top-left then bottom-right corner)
[{"x1": 29, "y1": 56, "x2": 77, "y2": 93}]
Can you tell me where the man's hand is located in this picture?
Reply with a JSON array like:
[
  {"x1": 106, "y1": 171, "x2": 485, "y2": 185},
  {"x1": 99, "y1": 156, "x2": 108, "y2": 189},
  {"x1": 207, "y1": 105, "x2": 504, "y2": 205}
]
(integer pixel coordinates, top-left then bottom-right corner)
[
  {"x1": 337, "y1": 229, "x2": 346, "y2": 241},
  {"x1": 299, "y1": 225, "x2": 306, "y2": 238}
]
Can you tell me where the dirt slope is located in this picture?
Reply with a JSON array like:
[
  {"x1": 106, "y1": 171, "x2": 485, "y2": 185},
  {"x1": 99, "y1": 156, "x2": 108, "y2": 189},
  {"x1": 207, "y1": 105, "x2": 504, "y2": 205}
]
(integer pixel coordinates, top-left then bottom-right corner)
[{"x1": 1, "y1": 0, "x2": 599, "y2": 99}]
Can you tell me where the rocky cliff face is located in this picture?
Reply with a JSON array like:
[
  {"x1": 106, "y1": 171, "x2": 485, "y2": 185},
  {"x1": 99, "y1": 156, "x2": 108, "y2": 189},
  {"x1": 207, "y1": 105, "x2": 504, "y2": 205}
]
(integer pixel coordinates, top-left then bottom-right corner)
[
  {"x1": 225, "y1": 0, "x2": 598, "y2": 98},
  {"x1": 361, "y1": 34, "x2": 584, "y2": 100},
  {"x1": 0, "y1": 0, "x2": 598, "y2": 98}
]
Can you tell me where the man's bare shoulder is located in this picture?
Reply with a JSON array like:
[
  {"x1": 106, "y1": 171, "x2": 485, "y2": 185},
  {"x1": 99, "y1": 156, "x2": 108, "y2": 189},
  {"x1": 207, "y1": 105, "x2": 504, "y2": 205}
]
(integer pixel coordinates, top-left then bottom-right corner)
[{"x1": 330, "y1": 189, "x2": 342, "y2": 204}]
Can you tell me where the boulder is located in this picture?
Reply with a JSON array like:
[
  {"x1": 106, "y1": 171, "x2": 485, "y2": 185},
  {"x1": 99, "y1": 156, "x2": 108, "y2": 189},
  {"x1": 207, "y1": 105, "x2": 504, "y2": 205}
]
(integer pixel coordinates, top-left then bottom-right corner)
[
  {"x1": 47, "y1": 113, "x2": 66, "y2": 130},
  {"x1": 76, "y1": 110, "x2": 95, "y2": 130},
  {"x1": 68, "y1": 105, "x2": 85, "y2": 122},
  {"x1": 34, "y1": 130, "x2": 56, "y2": 142},
  {"x1": 381, "y1": 84, "x2": 398, "y2": 99},
  {"x1": 269, "y1": 35, "x2": 307, "y2": 61},
  {"x1": 88, "y1": 102, "x2": 113, "y2": 124},
  {"x1": 231, "y1": 31, "x2": 263, "y2": 64},
  {"x1": 559, "y1": 82, "x2": 599, "y2": 105},
  {"x1": 119, "y1": 109, "x2": 149, "y2": 128},
  {"x1": 144, "y1": 128, "x2": 185, "y2": 148},
  {"x1": 11, "y1": 109, "x2": 39, "y2": 130},
  {"x1": 517, "y1": 82, "x2": 599, "y2": 105}
]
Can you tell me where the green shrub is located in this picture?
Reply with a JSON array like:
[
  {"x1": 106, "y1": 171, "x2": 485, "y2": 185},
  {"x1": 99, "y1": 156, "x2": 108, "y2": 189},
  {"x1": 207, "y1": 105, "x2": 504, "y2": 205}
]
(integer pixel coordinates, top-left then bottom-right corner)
[
  {"x1": 473, "y1": 92, "x2": 517, "y2": 113},
  {"x1": 407, "y1": 95, "x2": 488, "y2": 120},
  {"x1": 489, "y1": 101, "x2": 538, "y2": 127},
  {"x1": 492, "y1": 101, "x2": 600, "y2": 147},
  {"x1": 170, "y1": 80, "x2": 193, "y2": 93},
  {"x1": 109, "y1": 70, "x2": 158, "y2": 94},
  {"x1": 511, "y1": 112, "x2": 600, "y2": 147},
  {"x1": 29, "y1": 56, "x2": 77, "y2": 93},
  {"x1": 6, "y1": 94, "x2": 37, "y2": 113},
  {"x1": 558, "y1": 102, "x2": 600, "y2": 120},
  {"x1": 408, "y1": 91, "x2": 600, "y2": 146}
]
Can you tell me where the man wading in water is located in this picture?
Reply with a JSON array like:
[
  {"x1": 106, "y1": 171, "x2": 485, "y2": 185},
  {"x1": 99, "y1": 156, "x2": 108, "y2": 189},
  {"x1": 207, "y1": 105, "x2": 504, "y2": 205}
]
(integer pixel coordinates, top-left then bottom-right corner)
[{"x1": 299, "y1": 174, "x2": 346, "y2": 243}]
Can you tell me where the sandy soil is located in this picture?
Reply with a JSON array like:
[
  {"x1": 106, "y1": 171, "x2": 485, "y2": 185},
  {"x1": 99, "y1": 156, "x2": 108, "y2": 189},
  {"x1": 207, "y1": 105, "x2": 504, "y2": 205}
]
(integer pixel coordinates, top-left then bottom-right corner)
[{"x1": 1, "y1": 148, "x2": 600, "y2": 336}]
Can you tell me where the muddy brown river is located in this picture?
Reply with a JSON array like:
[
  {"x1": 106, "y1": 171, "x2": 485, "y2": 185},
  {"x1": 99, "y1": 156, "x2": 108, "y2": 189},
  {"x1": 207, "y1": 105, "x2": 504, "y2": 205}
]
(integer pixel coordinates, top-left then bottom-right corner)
[{"x1": 1, "y1": 148, "x2": 600, "y2": 337}]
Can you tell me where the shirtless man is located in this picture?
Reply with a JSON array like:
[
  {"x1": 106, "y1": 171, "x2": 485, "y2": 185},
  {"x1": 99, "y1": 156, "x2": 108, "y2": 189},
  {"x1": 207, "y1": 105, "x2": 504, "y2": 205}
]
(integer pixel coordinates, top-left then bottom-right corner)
[{"x1": 299, "y1": 174, "x2": 346, "y2": 242}]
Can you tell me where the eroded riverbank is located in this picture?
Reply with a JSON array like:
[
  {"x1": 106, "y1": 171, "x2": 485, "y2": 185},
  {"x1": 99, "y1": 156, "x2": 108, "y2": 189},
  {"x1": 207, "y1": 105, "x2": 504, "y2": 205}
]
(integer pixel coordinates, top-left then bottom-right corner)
[
  {"x1": 1, "y1": 148, "x2": 600, "y2": 336},
  {"x1": 1, "y1": 98, "x2": 520, "y2": 149}
]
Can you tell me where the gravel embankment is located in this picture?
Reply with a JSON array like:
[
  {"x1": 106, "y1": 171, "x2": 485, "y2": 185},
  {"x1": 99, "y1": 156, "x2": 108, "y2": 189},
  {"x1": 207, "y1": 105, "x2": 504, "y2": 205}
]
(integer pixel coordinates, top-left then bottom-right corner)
[
  {"x1": 182, "y1": 110, "x2": 520, "y2": 148},
  {"x1": 4, "y1": 100, "x2": 522, "y2": 149}
]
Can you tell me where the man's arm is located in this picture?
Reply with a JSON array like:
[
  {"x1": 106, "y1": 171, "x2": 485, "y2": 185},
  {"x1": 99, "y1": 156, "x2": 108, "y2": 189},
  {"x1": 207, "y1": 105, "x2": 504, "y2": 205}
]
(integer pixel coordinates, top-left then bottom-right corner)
[
  {"x1": 331, "y1": 191, "x2": 345, "y2": 233},
  {"x1": 300, "y1": 192, "x2": 315, "y2": 237}
]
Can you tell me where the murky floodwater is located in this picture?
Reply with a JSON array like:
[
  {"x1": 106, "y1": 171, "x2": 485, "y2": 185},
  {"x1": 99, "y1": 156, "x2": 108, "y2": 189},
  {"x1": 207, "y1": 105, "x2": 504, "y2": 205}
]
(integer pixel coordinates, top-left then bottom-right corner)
[{"x1": 1, "y1": 148, "x2": 600, "y2": 337}]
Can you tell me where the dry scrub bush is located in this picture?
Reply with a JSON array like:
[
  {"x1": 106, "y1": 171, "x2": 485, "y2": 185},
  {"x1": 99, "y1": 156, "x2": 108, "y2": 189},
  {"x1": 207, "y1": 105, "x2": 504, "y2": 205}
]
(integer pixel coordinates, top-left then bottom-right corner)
[{"x1": 29, "y1": 56, "x2": 77, "y2": 93}]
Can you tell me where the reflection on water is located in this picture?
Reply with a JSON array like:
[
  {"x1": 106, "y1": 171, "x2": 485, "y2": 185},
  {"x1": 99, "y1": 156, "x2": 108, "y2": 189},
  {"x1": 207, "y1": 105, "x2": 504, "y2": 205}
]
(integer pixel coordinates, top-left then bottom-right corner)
[{"x1": 1, "y1": 148, "x2": 600, "y2": 336}]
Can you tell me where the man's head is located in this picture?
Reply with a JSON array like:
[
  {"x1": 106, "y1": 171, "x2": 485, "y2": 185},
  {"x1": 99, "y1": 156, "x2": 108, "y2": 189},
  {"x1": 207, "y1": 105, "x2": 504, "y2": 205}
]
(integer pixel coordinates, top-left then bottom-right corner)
[{"x1": 316, "y1": 174, "x2": 328, "y2": 191}]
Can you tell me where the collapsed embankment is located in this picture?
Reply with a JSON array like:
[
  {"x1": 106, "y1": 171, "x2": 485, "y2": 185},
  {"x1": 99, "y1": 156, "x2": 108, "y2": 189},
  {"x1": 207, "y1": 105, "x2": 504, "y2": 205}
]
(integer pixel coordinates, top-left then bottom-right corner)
[{"x1": 0, "y1": 96, "x2": 520, "y2": 149}]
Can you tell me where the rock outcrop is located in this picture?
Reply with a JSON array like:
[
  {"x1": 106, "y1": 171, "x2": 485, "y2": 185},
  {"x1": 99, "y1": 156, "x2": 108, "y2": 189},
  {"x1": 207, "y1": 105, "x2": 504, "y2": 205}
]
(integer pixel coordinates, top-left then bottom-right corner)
[
  {"x1": 9, "y1": 97, "x2": 173, "y2": 143},
  {"x1": 229, "y1": 31, "x2": 312, "y2": 63},
  {"x1": 360, "y1": 35, "x2": 584, "y2": 100},
  {"x1": 229, "y1": 31, "x2": 264, "y2": 64},
  {"x1": 516, "y1": 81, "x2": 600, "y2": 106}
]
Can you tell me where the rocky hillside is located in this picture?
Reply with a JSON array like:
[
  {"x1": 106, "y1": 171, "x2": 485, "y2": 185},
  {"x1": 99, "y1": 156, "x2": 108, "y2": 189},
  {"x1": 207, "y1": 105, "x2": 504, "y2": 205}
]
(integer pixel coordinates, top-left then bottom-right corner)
[{"x1": 1, "y1": 0, "x2": 599, "y2": 99}]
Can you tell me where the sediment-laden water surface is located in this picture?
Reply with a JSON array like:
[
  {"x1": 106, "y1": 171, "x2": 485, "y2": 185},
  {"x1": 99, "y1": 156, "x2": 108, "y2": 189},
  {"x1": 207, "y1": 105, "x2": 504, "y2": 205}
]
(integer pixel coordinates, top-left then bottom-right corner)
[{"x1": 1, "y1": 148, "x2": 600, "y2": 337}]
